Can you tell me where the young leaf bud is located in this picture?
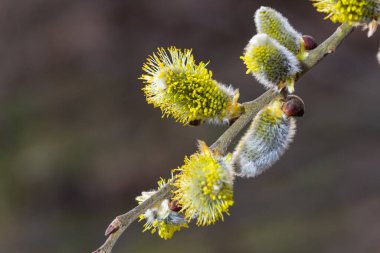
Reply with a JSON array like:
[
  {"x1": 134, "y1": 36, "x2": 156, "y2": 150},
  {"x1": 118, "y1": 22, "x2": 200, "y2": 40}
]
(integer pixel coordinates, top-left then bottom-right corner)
[
  {"x1": 241, "y1": 34, "x2": 300, "y2": 93},
  {"x1": 172, "y1": 141, "x2": 234, "y2": 226},
  {"x1": 282, "y1": 95, "x2": 305, "y2": 117},
  {"x1": 312, "y1": 0, "x2": 380, "y2": 37},
  {"x1": 140, "y1": 47, "x2": 243, "y2": 125},
  {"x1": 232, "y1": 99, "x2": 297, "y2": 178},
  {"x1": 302, "y1": 35, "x2": 318, "y2": 51},
  {"x1": 255, "y1": 6, "x2": 304, "y2": 56},
  {"x1": 136, "y1": 178, "x2": 188, "y2": 239}
]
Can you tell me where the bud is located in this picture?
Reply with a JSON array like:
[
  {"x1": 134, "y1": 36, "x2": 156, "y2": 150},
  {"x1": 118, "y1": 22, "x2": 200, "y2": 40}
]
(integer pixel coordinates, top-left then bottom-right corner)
[
  {"x1": 232, "y1": 99, "x2": 298, "y2": 177},
  {"x1": 255, "y1": 6, "x2": 304, "y2": 57},
  {"x1": 136, "y1": 178, "x2": 188, "y2": 239},
  {"x1": 105, "y1": 219, "x2": 121, "y2": 236},
  {"x1": 241, "y1": 34, "x2": 300, "y2": 93},
  {"x1": 312, "y1": 0, "x2": 380, "y2": 37},
  {"x1": 168, "y1": 200, "x2": 182, "y2": 212},
  {"x1": 140, "y1": 47, "x2": 243, "y2": 125},
  {"x1": 302, "y1": 35, "x2": 318, "y2": 51},
  {"x1": 282, "y1": 95, "x2": 305, "y2": 117},
  {"x1": 172, "y1": 141, "x2": 234, "y2": 226}
]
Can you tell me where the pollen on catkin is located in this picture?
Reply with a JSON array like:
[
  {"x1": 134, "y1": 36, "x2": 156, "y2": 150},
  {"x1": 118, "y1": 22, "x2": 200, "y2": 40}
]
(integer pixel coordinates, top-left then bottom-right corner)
[
  {"x1": 312, "y1": 0, "x2": 380, "y2": 37},
  {"x1": 172, "y1": 141, "x2": 234, "y2": 226},
  {"x1": 136, "y1": 178, "x2": 188, "y2": 240},
  {"x1": 241, "y1": 34, "x2": 300, "y2": 93},
  {"x1": 255, "y1": 6, "x2": 305, "y2": 58},
  {"x1": 140, "y1": 47, "x2": 242, "y2": 125},
  {"x1": 231, "y1": 99, "x2": 296, "y2": 178}
]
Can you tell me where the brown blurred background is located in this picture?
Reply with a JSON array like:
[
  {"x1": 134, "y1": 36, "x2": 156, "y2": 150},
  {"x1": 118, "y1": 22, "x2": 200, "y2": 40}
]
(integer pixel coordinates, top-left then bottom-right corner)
[{"x1": 0, "y1": 0, "x2": 379, "y2": 252}]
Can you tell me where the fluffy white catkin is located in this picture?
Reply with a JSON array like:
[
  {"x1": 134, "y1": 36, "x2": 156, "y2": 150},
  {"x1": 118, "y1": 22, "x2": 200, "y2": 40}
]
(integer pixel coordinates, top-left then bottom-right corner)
[
  {"x1": 241, "y1": 34, "x2": 300, "y2": 93},
  {"x1": 254, "y1": 6, "x2": 303, "y2": 55},
  {"x1": 232, "y1": 100, "x2": 296, "y2": 177}
]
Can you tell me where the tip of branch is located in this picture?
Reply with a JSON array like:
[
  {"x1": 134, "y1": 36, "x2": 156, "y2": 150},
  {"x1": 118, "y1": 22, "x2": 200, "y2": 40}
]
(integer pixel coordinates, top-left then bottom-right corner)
[{"x1": 105, "y1": 218, "x2": 122, "y2": 236}]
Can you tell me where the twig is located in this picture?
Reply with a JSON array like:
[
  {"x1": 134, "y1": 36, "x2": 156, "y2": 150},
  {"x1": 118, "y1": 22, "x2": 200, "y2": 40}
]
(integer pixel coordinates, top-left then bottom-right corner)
[
  {"x1": 93, "y1": 23, "x2": 353, "y2": 253},
  {"x1": 94, "y1": 183, "x2": 172, "y2": 253}
]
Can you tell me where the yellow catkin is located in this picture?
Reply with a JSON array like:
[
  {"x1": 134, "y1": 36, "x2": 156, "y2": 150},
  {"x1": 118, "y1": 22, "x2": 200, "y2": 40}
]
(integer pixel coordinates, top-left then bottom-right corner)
[
  {"x1": 140, "y1": 47, "x2": 242, "y2": 125},
  {"x1": 172, "y1": 141, "x2": 234, "y2": 226},
  {"x1": 312, "y1": 0, "x2": 380, "y2": 36},
  {"x1": 136, "y1": 178, "x2": 188, "y2": 239}
]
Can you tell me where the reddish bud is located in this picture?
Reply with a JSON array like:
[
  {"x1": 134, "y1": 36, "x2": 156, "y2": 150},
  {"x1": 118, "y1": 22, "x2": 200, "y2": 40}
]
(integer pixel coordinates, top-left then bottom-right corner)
[
  {"x1": 105, "y1": 219, "x2": 121, "y2": 236},
  {"x1": 228, "y1": 117, "x2": 240, "y2": 126},
  {"x1": 302, "y1": 35, "x2": 318, "y2": 50},
  {"x1": 168, "y1": 200, "x2": 182, "y2": 212},
  {"x1": 282, "y1": 95, "x2": 305, "y2": 117}
]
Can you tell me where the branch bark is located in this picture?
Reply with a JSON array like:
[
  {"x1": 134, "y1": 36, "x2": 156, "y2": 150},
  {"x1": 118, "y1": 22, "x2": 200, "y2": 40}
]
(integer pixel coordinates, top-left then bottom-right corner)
[{"x1": 93, "y1": 22, "x2": 353, "y2": 253}]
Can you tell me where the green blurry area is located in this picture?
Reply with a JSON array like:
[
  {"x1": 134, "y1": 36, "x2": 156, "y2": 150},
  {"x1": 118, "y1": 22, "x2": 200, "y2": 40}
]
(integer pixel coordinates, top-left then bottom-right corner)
[{"x1": 0, "y1": 0, "x2": 379, "y2": 252}]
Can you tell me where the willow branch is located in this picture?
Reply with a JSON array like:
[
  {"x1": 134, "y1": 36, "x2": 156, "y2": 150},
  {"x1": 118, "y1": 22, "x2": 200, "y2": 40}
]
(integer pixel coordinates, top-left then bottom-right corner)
[{"x1": 93, "y1": 23, "x2": 353, "y2": 253}]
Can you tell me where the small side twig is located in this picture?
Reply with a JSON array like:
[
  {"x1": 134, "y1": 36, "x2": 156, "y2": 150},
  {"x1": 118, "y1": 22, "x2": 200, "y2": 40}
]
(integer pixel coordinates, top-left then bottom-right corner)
[
  {"x1": 93, "y1": 183, "x2": 172, "y2": 253},
  {"x1": 93, "y1": 23, "x2": 353, "y2": 253}
]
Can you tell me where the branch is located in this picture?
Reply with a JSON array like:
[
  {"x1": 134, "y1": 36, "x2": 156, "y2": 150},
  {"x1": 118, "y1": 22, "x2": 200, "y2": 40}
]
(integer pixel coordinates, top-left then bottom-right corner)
[{"x1": 93, "y1": 23, "x2": 354, "y2": 253}]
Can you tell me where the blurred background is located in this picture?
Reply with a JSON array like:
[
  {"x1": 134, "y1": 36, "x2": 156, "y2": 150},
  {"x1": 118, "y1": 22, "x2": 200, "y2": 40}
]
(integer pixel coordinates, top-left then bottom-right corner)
[{"x1": 0, "y1": 0, "x2": 379, "y2": 252}]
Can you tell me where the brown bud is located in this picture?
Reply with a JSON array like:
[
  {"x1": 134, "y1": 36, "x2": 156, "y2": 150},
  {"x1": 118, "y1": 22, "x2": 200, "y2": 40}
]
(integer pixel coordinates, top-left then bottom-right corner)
[
  {"x1": 282, "y1": 95, "x2": 305, "y2": 117},
  {"x1": 105, "y1": 218, "x2": 121, "y2": 236},
  {"x1": 188, "y1": 119, "x2": 202, "y2": 126},
  {"x1": 302, "y1": 35, "x2": 318, "y2": 51},
  {"x1": 168, "y1": 200, "x2": 182, "y2": 212},
  {"x1": 228, "y1": 117, "x2": 239, "y2": 126}
]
